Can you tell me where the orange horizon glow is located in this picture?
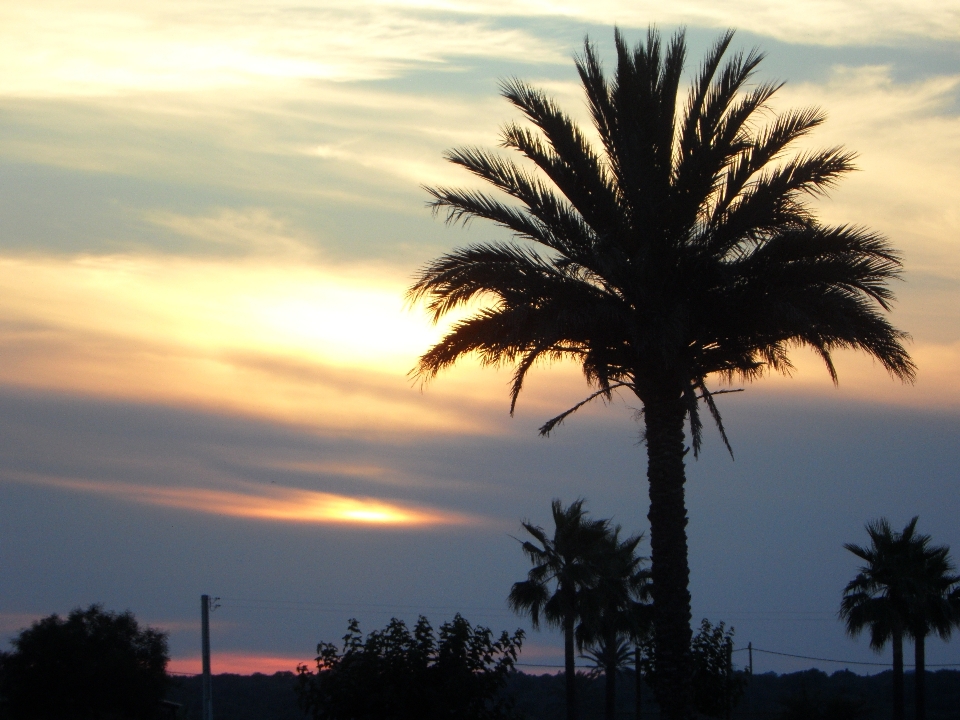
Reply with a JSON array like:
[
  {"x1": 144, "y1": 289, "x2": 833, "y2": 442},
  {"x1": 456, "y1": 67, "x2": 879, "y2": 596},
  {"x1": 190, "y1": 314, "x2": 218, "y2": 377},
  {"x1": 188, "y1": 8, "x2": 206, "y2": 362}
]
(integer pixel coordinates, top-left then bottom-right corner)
[
  {"x1": 168, "y1": 653, "x2": 310, "y2": 676},
  {"x1": 2, "y1": 471, "x2": 478, "y2": 527}
]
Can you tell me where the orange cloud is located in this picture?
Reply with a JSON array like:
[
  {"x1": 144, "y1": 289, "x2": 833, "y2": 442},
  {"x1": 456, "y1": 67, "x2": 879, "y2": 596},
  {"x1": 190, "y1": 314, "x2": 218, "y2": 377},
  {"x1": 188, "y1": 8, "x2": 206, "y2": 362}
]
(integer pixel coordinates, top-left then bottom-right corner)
[
  {"x1": 744, "y1": 341, "x2": 960, "y2": 411},
  {"x1": 0, "y1": 251, "x2": 511, "y2": 438},
  {"x1": 2, "y1": 471, "x2": 478, "y2": 527}
]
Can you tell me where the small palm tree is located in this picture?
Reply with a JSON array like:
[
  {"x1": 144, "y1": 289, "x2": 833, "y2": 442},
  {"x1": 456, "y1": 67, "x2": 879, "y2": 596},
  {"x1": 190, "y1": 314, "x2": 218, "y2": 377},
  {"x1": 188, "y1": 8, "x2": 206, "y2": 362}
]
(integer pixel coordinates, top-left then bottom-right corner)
[
  {"x1": 410, "y1": 28, "x2": 915, "y2": 719},
  {"x1": 902, "y1": 525, "x2": 960, "y2": 720},
  {"x1": 576, "y1": 527, "x2": 651, "y2": 720},
  {"x1": 840, "y1": 517, "x2": 919, "y2": 720},
  {"x1": 508, "y1": 499, "x2": 609, "y2": 720}
]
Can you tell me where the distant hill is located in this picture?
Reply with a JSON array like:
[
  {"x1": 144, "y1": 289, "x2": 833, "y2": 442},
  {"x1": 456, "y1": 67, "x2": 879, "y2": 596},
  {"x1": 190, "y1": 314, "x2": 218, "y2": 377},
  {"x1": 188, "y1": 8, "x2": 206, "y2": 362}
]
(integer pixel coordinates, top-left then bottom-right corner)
[{"x1": 167, "y1": 668, "x2": 960, "y2": 720}]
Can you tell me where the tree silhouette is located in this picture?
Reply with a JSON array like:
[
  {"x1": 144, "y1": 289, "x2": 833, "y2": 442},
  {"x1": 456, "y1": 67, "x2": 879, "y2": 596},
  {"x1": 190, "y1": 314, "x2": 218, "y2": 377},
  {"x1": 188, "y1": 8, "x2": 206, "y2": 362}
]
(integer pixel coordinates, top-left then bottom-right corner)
[
  {"x1": 576, "y1": 527, "x2": 651, "y2": 720},
  {"x1": 638, "y1": 618, "x2": 745, "y2": 719},
  {"x1": 0, "y1": 604, "x2": 169, "y2": 720},
  {"x1": 408, "y1": 27, "x2": 914, "y2": 719},
  {"x1": 901, "y1": 522, "x2": 960, "y2": 720},
  {"x1": 296, "y1": 614, "x2": 523, "y2": 720},
  {"x1": 508, "y1": 499, "x2": 609, "y2": 720},
  {"x1": 840, "y1": 517, "x2": 931, "y2": 720}
]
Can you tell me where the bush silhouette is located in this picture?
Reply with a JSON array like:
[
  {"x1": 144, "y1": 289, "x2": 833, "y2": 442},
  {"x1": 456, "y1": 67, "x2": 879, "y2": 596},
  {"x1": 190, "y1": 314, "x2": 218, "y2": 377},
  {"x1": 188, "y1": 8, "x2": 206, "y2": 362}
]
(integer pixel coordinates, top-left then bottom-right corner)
[{"x1": 0, "y1": 604, "x2": 169, "y2": 720}]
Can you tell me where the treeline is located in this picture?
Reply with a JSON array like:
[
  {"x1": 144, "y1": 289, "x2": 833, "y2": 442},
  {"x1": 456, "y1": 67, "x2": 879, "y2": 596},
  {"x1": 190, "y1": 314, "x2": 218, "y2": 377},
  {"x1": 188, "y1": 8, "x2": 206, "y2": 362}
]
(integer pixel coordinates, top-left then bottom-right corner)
[{"x1": 165, "y1": 668, "x2": 960, "y2": 720}]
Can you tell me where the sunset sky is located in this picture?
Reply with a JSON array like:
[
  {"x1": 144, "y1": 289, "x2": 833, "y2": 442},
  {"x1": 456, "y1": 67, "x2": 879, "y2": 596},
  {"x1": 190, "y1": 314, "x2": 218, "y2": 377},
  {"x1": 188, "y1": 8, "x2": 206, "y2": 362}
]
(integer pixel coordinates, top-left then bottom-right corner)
[{"x1": 2, "y1": 0, "x2": 960, "y2": 677}]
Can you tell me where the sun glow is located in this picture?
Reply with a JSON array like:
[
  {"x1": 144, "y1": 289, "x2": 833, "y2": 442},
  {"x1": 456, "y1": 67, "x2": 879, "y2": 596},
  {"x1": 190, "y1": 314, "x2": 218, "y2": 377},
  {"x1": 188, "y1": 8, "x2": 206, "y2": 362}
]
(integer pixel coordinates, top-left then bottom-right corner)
[
  {"x1": 3, "y1": 471, "x2": 476, "y2": 527},
  {"x1": 0, "y1": 249, "x2": 510, "y2": 435}
]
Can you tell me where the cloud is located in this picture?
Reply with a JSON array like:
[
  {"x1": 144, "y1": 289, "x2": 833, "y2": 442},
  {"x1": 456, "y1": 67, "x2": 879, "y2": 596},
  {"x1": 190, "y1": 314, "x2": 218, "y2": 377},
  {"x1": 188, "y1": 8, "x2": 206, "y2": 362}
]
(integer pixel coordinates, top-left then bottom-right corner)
[
  {"x1": 444, "y1": 0, "x2": 960, "y2": 45},
  {"x1": 2, "y1": 471, "x2": 477, "y2": 527},
  {"x1": 0, "y1": 1, "x2": 956, "y2": 106},
  {"x1": 0, "y1": 2, "x2": 564, "y2": 98},
  {"x1": 772, "y1": 66, "x2": 960, "y2": 278},
  {"x1": 0, "y1": 248, "x2": 507, "y2": 434}
]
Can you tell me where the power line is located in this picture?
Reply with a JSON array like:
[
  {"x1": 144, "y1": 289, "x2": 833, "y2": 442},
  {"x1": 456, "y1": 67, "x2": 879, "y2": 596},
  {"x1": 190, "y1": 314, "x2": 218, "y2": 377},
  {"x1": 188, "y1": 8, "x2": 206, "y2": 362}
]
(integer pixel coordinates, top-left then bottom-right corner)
[
  {"x1": 217, "y1": 597, "x2": 518, "y2": 615},
  {"x1": 206, "y1": 598, "x2": 960, "y2": 671},
  {"x1": 747, "y1": 646, "x2": 960, "y2": 669}
]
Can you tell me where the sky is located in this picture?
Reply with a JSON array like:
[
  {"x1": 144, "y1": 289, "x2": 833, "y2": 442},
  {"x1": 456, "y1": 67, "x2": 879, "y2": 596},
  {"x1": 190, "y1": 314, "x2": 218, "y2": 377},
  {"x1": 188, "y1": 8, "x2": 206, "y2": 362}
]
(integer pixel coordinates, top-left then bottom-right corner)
[{"x1": 1, "y1": 0, "x2": 960, "y2": 680}]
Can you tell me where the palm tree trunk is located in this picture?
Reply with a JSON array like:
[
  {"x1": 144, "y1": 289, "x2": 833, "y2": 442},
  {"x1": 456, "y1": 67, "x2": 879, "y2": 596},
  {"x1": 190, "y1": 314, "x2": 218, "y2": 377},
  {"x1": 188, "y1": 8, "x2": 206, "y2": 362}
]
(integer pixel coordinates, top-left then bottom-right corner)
[
  {"x1": 565, "y1": 614, "x2": 578, "y2": 720},
  {"x1": 605, "y1": 633, "x2": 617, "y2": 720},
  {"x1": 892, "y1": 628, "x2": 905, "y2": 720},
  {"x1": 635, "y1": 646, "x2": 643, "y2": 720},
  {"x1": 915, "y1": 632, "x2": 926, "y2": 720},
  {"x1": 643, "y1": 392, "x2": 694, "y2": 720}
]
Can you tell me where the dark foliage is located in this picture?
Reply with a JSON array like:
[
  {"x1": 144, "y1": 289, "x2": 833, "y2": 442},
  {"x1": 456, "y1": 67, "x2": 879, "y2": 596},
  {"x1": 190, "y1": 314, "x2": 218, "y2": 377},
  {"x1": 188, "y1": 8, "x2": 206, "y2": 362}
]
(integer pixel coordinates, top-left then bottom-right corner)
[
  {"x1": 690, "y1": 620, "x2": 747, "y2": 718},
  {"x1": 739, "y1": 668, "x2": 960, "y2": 720},
  {"x1": 296, "y1": 614, "x2": 524, "y2": 720},
  {"x1": 163, "y1": 668, "x2": 960, "y2": 720},
  {"x1": 0, "y1": 604, "x2": 169, "y2": 720},
  {"x1": 638, "y1": 619, "x2": 747, "y2": 718}
]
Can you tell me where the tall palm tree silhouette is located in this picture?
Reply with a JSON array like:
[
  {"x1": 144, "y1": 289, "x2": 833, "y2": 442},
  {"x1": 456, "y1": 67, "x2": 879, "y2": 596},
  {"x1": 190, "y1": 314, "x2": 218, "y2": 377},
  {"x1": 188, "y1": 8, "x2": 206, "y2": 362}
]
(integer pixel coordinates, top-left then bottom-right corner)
[
  {"x1": 508, "y1": 499, "x2": 609, "y2": 720},
  {"x1": 576, "y1": 527, "x2": 650, "y2": 720},
  {"x1": 410, "y1": 28, "x2": 914, "y2": 718},
  {"x1": 840, "y1": 517, "x2": 922, "y2": 720}
]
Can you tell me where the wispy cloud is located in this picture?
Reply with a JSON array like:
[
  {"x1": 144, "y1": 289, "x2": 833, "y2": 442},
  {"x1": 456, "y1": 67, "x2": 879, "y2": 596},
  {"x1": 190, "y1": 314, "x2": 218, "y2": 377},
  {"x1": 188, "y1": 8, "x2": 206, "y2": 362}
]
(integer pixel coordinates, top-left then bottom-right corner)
[
  {"x1": 444, "y1": 0, "x2": 960, "y2": 45},
  {"x1": 1, "y1": 1, "x2": 954, "y2": 105},
  {"x1": 3, "y1": 471, "x2": 478, "y2": 527},
  {"x1": 0, "y1": 247, "x2": 524, "y2": 436},
  {"x1": 0, "y1": 2, "x2": 563, "y2": 98},
  {"x1": 772, "y1": 67, "x2": 960, "y2": 273}
]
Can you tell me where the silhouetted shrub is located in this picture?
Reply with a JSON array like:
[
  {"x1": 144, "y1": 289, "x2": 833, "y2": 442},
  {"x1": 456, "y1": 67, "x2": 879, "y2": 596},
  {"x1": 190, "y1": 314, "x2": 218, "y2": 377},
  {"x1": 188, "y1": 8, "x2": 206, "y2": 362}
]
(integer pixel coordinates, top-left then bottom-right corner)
[
  {"x1": 0, "y1": 604, "x2": 169, "y2": 720},
  {"x1": 296, "y1": 614, "x2": 523, "y2": 720}
]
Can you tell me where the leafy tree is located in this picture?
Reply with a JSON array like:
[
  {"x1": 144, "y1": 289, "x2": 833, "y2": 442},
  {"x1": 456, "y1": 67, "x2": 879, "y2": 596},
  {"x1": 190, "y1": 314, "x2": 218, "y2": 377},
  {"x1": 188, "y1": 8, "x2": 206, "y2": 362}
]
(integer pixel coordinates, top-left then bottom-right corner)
[
  {"x1": 0, "y1": 604, "x2": 169, "y2": 720},
  {"x1": 840, "y1": 517, "x2": 920, "y2": 720},
  {"x1": 507, "y1": 498, "x2": 610, "y2": 720},
  {"x1": 639, "y1": 618, "x2": 745, "y2": 719},
  {"x1": 296, "y1": 614, "x2": 523, "y2": 720},
  {"x1": 407, "y1": 27, "x2": 914, "y2": 719},
  {"x1": 576, "y1": 527, "x2": 651, "y2": 720},
  {"x1": 688, "y1": 619, "x2": 746, "y2": 718}
]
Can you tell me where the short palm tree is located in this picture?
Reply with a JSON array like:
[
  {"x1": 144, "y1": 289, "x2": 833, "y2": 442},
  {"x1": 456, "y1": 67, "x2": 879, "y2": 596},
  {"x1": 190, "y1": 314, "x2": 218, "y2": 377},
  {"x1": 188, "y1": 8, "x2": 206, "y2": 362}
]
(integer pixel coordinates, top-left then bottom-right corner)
[
  {"x1": 903, "y1": 525, "x2": 960, "y2": 720},
  {"x1": 576, "y1": 527, "x2": 651, "y2": 720},
  {"x1": 840, "y1": 517, "x2": 919, "y2": 720},
  {"x1": 410, "y1": 28, "x2": 914, "y2": 719},
  {"x1": 508, "y1": 499, "x2": 609, "y2": 720}
]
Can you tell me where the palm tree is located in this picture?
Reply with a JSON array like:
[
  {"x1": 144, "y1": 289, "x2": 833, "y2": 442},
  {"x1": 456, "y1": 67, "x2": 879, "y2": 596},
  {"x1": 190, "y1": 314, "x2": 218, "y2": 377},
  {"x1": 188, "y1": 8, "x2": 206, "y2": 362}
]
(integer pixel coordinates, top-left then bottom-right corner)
[
  {"x1": 840, "y1": 517, "x2": 919, "y2": 720},
  {"x1": 508, "y1": 499, "x2": 609, "y2": 720},
  {"x1": 576, "y1": 527, "x2": 651, "y2": 720},
  {"x1": 409, "y1": 28, "x2": 915, "y2": 719},
  {"x1": 902, "y1": 525, "x2": 960, "y2": 720},
  {"x1": 580, "y1": 637, "x2": 634, "y2": 719}
]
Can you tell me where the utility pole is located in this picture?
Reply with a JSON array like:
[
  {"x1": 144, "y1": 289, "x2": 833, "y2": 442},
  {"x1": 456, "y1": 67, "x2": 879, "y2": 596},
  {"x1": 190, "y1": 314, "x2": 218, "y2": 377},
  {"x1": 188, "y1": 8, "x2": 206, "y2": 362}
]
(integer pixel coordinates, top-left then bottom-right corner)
[
  {"x1": 748, "y1": 642, "x2": 753, "y2": 676},
  {"x1": 201, "y1": 595, "x2": 213, "y2": 720}
]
